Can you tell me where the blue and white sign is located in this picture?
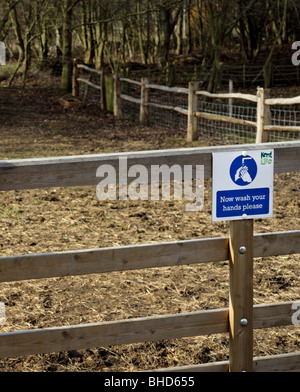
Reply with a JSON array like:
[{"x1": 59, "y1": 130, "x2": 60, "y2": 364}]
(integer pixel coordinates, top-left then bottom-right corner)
[{"x1": 212, "y1": 150, "x2": 274, "y2": 221}]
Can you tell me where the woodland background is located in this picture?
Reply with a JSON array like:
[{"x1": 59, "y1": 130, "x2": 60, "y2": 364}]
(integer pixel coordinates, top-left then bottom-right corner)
[{"x1": 0, "y1": 0, "x2": 299, "y2": 91}]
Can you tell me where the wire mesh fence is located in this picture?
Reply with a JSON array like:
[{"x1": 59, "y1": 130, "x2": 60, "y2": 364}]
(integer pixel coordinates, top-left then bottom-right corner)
[
  {"x1": 148, "y1": 89, "x2": 188, "y2": 131},
  {"x1": 270, "y1": 106, "x2": 300, "y2": 142},
  {"x1": 14, "y1": 58, "x2": 300, "y2": 145},
  {"x1": 120, "y1": 80, "x2": 300, "y2": 145},
  {"x1": 78, "y1": 71, "x2": 102, "y2": 106},
  {"x1": 121, "y1": 79, "x2": 140, "y2": 121},
  {"x1": 57, "y1": 60, "x2": 300, "y2": 145},
  {"x1": 196, "y1": 99, "x2": 258, "y2": 144}
]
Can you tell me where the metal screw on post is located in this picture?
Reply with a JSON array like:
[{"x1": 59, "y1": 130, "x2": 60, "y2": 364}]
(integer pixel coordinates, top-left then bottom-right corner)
[
  {"x1": 240, "y1": 318, "x2": 248, "y2": 327},
  {"x1": 239, "y1": 246, "x2": 247, "y2": 255}
]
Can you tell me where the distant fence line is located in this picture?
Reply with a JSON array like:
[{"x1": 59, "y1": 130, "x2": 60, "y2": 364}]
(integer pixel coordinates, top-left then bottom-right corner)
[{"x1": 72, "y1": 61, "x2": 300, "y2": 145}]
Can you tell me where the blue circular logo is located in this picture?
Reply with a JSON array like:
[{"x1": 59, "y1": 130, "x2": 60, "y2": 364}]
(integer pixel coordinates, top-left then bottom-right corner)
[{"x1": 230, "y1": 155, "x2": 257, "y2": 186}]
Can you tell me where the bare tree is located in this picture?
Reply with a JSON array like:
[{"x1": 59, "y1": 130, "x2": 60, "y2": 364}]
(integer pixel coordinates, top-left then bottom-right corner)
[
  {"x1": 60, "y1": 0, "x2": 81, "y2": 91},
  {"x1": 1, "y1": 0, "x2": 300, "y2": 89},
  {"x1": 0, "y1": 0, "x2": 19, "y2": 41}
]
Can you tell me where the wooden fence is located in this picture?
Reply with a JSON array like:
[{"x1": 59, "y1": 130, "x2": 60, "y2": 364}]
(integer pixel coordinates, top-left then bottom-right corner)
[
  {"x1": 0, "y1": 141, "x2": 299, "y2": 372},
  {"x1": 72, "y1": 59, "x2": 106, "y2": 111},
  {"x1": 72, "y1": 62, "x2": 300, "y2": 144},
  {"x1": 116, "y1": 78, "x2": 300, "y2": 143}
]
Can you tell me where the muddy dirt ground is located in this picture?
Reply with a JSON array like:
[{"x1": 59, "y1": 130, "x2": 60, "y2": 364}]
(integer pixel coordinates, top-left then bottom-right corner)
[{"x1": 0, "y1": 82, "x2": 299, "y2": 372}]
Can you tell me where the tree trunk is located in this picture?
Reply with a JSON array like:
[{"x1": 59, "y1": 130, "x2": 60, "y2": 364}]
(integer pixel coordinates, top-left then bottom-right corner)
[
  {"x1": 186, "y1": 0, "x2": 192, "y2": 54},
  {"x1": 263, "y1": 0, "x2": 287, "y2": 88},
  {"x1": 60, "y1": 0, "x2": 73, "y2": 92},
  {"x1": 93, "y1": 2, "x2": 107, "y2": 70},
  {"x1": 0, "y1": 1, "x2": 20, "y2": 41},
  {"x1": 94, "y1": 20, "x2": 107, "y2": 70},
  {"x1": 8, "y1": 4, "x2": 25, "y2": 86},
  {"x1": 175, "y1": 10, "x2": 183, "y2": 55},
  {"x1": 81, "y1": 0, "x2": 94, "y2": 64},
  {"x1": 136, "y1": 1, "x2": 147, "y2": 64},
  {"x1": 21, "y1": 38, "x2": 31, "y2": 90},
  {"x1": 157, "y1": 7, "x2": 172, "y2": 67},
  {"x1": 40, "y1": 25, "x2": 48, "y2": 61}
]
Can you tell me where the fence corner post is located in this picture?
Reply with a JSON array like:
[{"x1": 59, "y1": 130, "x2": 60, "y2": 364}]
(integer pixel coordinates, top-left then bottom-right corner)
[
  {"x1": 72, "y1": 58, "x2": 79, "y2": 97},
  {"x1": 114, "y1": 71, "x2": 122, "y2": 118},
  {"x1": 229, "y1": 219, "x2": 254, "y2": 372},
  {"x1": 140, "y1": 77, "x2": 149, "y2": 126},
  {"x1": 187, "y1": 81, "x2": 199, "y2": 142}
]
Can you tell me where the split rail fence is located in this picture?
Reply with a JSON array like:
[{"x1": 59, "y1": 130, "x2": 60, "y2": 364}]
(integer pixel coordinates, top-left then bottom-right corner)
[
  {"x1": 72, "y1": 60, "x2": 106, "y2": 111},
  {"x1": 116, "y1": 79, "x2": 300, "y2": 144},
  {"x1": 72, "y1": 62, "x2": 300, "y2": 145},
  {"x1": 0, "y1": 141, "x2": 299, "y2": 372}
]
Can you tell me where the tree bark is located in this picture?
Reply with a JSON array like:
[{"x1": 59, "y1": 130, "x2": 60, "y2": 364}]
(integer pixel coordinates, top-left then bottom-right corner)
[
  {"x1": 136, "y1": 0, "x2": 147, "y2": 64},
  {"x1": 157, "y1": 4, "x2": 182, "y2": 68},
  {"x1": 60, "y1": 0, "x2": 74, "y2": 92}
]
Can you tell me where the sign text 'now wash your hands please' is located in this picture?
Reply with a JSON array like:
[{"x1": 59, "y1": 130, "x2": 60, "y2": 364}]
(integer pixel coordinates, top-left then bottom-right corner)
[{"x1": 212, "y1": 150, "x2": 274, "y2": 222}]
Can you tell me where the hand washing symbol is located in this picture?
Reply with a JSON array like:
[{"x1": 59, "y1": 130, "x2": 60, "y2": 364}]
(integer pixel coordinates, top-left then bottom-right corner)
[
  {"x1": 234, "y1": 157, "x2": 253, "y2": 184},
  {"x1": 230, "y1": 155, "x2": 257, "y2": 186}
]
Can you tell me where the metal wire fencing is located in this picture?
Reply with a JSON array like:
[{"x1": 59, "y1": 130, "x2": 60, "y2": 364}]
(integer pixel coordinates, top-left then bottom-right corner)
[
  {"x1": 269, "y1": 106, "x2": 300, "y2": 142},
  {"x1": 121, "y1": 78, "x2": 140, "y2": 121},
  {"x1": 78, "y1": 71, "x2": 102, "y2": 106},
  {"x1": 148, "y1": 88, "x2": 188, "y2": 133},
  {"x1": 120, "y1": 80, "x2": 300, "y2": 145},
  {"x1": 68, "y1": 63, "x2": 300, "y2": 145},
  {"x1": 196, "y1": 99, "x2": 258, "y2": 144}
]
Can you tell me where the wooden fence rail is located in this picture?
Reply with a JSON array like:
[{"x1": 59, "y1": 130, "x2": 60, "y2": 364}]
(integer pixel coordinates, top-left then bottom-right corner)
[
  {"x1": 116, "y1": 75, "x2": 300, "y2": 142},
  {"x1": 0, "y1": 301, "x2": 297, "y2": 360},
  {"x1": 0, "y1": 142, "x2": 299, "y2": 371},
  {"x1": 73, "y1": 59, "x2": 106, "y2": 111},
  {"x1": 0, "y1": 142, "x2": 299, "y2": 191},
  {"x1": 0, "y1": 230, "x2": 298, "y2": 283},
  {"x1": 153, "y1": 351, "x2": 300, "y2": 372},
  {"x1": 71, "y1": 61, "x2": 300, "y2": 143}
]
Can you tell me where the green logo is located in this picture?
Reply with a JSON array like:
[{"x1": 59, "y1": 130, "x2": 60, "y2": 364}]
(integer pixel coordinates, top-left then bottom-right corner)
[{"x1": 261, "y1": 152, "x2": 272, "y2": 165}]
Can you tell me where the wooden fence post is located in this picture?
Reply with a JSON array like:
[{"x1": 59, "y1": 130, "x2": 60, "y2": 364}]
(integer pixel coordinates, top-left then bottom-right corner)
[
  {"x1": 229, "y1": 219, "x2": 254, "y2": 372},
  {"x1": 140, "y1": 77, "x2": 149, "y2": 126},
  {"x1": 256, "y1": 87, "x2": 265, "y2": 143},
  {"x1": 262, "y1": 89, "x2": 271, "y2": 143},
  {"x1": 256, "y1": 87, "x2": 271, "y2": 143},
  {"x1": 187, "y1": 81, "x2": 199, "y2": 142},
  {"x1": 114, "y1": 71, "x2": 122, "y2": 118},
  {"x1": 72, "y1": 58, "x2": 79, "y2": 97}
]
